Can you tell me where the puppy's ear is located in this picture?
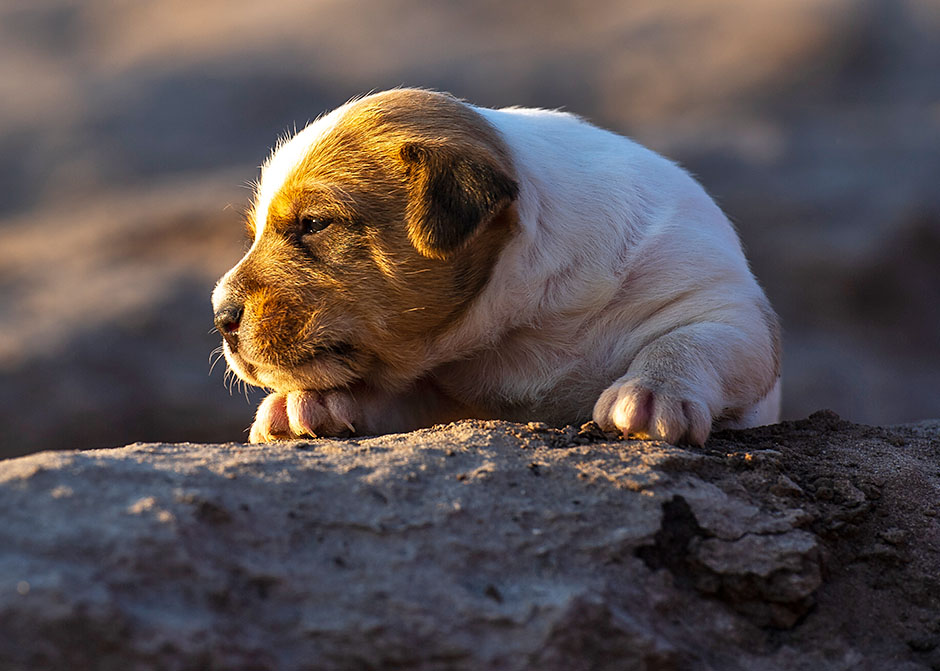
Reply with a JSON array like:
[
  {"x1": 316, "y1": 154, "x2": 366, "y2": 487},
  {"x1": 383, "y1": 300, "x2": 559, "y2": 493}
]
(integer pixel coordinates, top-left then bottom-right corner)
[{"x1": 400, "y1": 141, "x2": 518, "y2": 259}]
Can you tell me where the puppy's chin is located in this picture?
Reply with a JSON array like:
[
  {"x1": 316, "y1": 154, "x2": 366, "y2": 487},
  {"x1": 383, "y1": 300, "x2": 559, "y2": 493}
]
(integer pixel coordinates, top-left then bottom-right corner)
[{"x1": 223, "y1": 346, "x2": 360, "y2": 392}]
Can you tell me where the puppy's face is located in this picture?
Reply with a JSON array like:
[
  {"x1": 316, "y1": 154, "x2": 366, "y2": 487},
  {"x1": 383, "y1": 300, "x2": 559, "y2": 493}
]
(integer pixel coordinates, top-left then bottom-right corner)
[{"x1": 212, "y1": 90, "x2": 517, "y2": 393}]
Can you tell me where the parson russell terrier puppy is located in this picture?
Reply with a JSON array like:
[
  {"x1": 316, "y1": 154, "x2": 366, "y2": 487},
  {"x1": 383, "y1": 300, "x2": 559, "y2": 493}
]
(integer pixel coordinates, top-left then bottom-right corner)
[{"x1": 212, "y1": 89, "x2": 781, "y2": 446}]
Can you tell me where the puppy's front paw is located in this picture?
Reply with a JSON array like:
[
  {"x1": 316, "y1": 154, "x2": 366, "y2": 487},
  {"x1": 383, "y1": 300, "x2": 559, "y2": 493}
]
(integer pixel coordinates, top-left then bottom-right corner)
[
  {"x1": 248, "y1": 390, "x2": 360, "y2": 443},
  {"x1": 593, "y1": 378, "x2": 711, "y2": 446}
]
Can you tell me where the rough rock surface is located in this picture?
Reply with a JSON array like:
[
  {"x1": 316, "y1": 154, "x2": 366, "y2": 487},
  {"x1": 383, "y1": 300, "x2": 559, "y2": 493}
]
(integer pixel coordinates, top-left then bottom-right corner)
[{"x1": 1, "y1": 411, "x2": 938, "y2": 670}]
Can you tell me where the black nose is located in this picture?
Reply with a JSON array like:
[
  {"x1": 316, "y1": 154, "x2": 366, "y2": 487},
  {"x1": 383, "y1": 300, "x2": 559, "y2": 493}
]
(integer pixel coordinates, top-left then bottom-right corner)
[{"x1": 214, "y1": 304, "x2": 243, "y2": 349}]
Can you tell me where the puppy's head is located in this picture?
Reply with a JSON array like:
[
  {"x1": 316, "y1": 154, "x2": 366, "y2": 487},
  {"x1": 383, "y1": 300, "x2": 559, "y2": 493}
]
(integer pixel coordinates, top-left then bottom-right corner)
[{"x1": 212, "y1": 89, "x2": 518, "y2": 393}]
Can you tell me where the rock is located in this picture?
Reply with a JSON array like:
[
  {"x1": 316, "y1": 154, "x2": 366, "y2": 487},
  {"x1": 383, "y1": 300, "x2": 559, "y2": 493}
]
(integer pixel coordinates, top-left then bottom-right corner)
[
  {"x1": 692, "y1": 530, "x2": 821, "y2": 628},
  {"x1": 1, "y1": 413, "x2": 938, "y2": 670}
]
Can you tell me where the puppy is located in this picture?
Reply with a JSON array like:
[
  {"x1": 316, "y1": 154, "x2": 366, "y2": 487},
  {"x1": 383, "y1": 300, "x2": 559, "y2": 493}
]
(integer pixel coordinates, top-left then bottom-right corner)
[{"x1": 212, "y1": 89, "x2": 780, "y2": 446}]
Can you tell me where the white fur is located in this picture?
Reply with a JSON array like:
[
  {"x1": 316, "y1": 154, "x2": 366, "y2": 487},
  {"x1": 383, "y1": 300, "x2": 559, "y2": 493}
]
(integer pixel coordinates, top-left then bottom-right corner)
[{"x1": 427, "y1": 104, "x2": 779, "y2": 434}]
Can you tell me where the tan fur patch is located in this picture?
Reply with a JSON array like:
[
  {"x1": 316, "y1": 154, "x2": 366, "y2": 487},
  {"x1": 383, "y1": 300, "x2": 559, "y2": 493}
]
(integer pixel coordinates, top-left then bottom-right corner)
[{"x1": 222, "y1": 90, "x2": 519, "y2": 392}]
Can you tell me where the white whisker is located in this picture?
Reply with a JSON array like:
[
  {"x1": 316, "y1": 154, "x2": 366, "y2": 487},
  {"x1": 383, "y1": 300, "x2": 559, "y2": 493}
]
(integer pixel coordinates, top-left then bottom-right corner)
[{"x1": 208, "y1": 347, "x2": 225, "y2": 376}]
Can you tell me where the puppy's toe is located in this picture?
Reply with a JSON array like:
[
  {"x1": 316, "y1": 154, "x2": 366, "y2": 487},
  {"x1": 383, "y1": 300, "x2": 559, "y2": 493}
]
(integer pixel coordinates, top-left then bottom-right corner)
[
  {"x1": 593, "y1": 379, "x2": 711, "y2": 446},
  {"x1": 285, "y1": 390, "x2": 330, "y2": 438},
  {"x1": 649, "y1": 395, "x2": 711, "y2": 446},
  {"x1": 249, "y1": 392, "x2": 290, "y2": 443},
  {"x1": 322, "y1": 390, "x2": 359, "y2": 435},
  {"x1": 285, "y1": 389, "x2": 360, "y2": 438}
]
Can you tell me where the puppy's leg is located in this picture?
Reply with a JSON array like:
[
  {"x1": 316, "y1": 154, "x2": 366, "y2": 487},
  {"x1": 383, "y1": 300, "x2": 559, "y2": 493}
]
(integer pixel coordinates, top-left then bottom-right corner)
[{"x1": 593, "y1": 321, "x2": 778, "y2": 446}]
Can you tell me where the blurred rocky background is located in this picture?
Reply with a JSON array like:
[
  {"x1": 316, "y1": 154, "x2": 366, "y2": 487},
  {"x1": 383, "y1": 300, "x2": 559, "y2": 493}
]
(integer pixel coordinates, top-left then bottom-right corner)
[{"x1": 1, "y1": 0, "x2": 938, "y2": 458}]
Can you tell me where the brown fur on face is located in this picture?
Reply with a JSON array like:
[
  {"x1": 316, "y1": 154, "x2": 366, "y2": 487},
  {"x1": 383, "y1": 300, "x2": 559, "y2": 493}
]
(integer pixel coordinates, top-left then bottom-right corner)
[{"x1": 217, "y1": 90, "x2": 519, "y2": 393}]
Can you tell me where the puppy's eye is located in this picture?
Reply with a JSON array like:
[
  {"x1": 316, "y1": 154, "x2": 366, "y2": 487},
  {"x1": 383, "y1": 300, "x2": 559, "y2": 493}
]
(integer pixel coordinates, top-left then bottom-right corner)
[{"x1": 300, "y1": 216, "x2": 331, "y2": 235}]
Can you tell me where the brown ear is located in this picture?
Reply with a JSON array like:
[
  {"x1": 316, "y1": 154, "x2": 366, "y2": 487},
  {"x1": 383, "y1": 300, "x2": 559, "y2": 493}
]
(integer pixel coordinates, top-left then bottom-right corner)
[{"x1": 400, "y1": 141, "x2": 518, "y2": 259}]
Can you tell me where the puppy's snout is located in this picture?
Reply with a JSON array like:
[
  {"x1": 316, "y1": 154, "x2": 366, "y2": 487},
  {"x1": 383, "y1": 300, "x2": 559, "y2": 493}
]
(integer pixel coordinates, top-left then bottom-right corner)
[{"x1": 214, "y1": 304, "x2": 243, "y2": 349}]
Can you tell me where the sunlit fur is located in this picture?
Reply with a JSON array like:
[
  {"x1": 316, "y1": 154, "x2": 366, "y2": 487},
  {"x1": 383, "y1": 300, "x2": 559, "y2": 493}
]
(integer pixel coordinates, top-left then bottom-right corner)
[{"x1": 212, "y1": 89, "x2": 781, "y2": 445}]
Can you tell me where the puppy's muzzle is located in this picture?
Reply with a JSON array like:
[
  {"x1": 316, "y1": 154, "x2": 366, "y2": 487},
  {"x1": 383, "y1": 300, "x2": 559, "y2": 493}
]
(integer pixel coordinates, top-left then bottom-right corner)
[{"x1": 214, "y1": 303, "x2": 243, "y2": 350}]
